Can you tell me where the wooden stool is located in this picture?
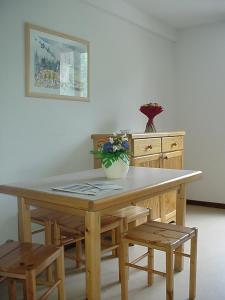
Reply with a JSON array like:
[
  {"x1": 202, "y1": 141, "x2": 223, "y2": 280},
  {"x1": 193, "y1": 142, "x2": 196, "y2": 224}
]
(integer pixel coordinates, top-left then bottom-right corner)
[
  {"x1": 53, "y1": 214, "x2": 123, "y2": 268},
  {"x1": 31, "y1": 208, "x2": 67, "y2": 281},
  {"x1": 31, "y1": 207, "x2": 150, "y2": 266},
  {"x1": 0, "y1": 241, "x2": 65, "y2": 300},
  {"x1": 31, "y1": 208, "x2": 123, "y2": 271},
  {"x1": 120, "y1": 221, "x2": 198, "y2": 300}
]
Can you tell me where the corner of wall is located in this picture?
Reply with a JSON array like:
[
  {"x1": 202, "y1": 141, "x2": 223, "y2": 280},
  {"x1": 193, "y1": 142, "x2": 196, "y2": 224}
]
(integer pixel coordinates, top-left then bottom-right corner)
[{"x1": 82, "y1": 0, "x2": 177, "y2": 42}]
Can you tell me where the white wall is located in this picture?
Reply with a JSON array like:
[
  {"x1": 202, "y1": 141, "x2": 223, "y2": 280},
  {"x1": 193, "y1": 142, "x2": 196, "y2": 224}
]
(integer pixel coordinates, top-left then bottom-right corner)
[
  {"x1": 0, "y1": 0, "x2": 176, "y2": 242},
  {"x1": 175, "y1": 22, "x2": 225, "y2": 204}
]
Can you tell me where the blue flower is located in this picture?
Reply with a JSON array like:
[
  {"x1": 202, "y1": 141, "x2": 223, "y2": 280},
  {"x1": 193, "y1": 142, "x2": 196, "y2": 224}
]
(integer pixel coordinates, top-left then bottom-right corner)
[
  {"x1": 122, "y1": 141, "x2": 129, "y2": 150},
  {"x1": 103, "y1": 142, "x2": 113, "y2": 152}
]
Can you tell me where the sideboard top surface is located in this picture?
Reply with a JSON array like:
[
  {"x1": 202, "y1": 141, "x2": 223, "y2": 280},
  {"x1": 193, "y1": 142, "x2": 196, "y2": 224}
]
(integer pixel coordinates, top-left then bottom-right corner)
[{"x1": 91, "y1": 131, "x2": 185, "y2": 139}]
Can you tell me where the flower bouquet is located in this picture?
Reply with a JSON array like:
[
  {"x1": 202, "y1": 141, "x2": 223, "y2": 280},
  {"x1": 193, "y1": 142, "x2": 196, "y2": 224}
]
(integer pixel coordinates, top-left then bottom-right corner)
[
  {"x1": 91, "y1": 133, "x2": 130, "y2": 179},
  {"x1": 140, "y1": 103, "x2": 163, "y2": 133}
]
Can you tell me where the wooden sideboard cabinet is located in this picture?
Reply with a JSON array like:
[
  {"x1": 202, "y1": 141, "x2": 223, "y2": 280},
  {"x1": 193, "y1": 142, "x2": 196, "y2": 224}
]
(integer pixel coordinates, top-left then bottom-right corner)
[{"x1": 91, "y1": 131, "x2": 185, "y2": 223}]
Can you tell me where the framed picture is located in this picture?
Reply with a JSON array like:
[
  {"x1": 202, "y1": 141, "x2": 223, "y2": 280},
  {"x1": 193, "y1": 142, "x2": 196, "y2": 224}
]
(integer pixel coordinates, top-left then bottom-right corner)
[{"x1": 25, "y1": 23, "x2": 89, "y2": 101}]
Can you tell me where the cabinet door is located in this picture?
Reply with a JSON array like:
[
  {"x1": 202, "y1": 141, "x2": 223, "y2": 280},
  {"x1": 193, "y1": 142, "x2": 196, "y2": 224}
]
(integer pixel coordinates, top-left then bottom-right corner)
[
  {"x1": 131, "y1": 153, "x2": 161, "y2": 168},
  {"x1": 161, "y1": 150, "x2": 183, "y2": 169},
  {"x1": 161, "y1": 150, "x2": 183, "y2": 222},
  {"x1": 160, "y1": 189, "x2": 177, "y2": 223},
  {"x1": 131, "y1": 154, "x2": 161, "y2": 221}
]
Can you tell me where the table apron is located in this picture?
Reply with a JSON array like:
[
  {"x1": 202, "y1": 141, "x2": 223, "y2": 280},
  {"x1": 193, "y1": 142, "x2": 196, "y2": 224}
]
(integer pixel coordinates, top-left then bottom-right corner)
[{"x1": 24, "y1": 197, "x2": 86, "y2": 216}]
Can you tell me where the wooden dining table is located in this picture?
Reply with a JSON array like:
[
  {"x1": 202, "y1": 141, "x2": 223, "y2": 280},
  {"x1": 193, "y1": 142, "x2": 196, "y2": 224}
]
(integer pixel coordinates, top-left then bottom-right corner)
[{"x1": 0, "y1": 166, "x2": 202, "y2": 300}]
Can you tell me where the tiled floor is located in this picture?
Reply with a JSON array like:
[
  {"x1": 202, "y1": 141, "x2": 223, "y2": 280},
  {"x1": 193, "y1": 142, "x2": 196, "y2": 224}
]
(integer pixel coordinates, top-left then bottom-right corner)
[{"x1": 1, "y1": 205, "x2": 225, "y2": 299}]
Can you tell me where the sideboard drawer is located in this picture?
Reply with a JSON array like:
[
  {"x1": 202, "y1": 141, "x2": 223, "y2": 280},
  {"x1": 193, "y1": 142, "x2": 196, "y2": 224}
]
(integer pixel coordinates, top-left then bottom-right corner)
[
  {"x1": 162, "y1": 136, "x2": 183, "y2": 152},
  {"x1": 133, "y1": 138, "x2": 161, "y2": 157}
]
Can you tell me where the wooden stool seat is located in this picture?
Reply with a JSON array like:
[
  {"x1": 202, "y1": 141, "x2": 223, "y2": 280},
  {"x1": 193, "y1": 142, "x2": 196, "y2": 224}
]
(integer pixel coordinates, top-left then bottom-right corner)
[
  {"x1": 125, "y1": 221, "x2": 195, "y2": 248},
  {"x1": 0, "y1": 241, "x2": 65, "y2": 300},
  {"x1": 121, "y1": 221, "x2": 198, "y2": 300}
]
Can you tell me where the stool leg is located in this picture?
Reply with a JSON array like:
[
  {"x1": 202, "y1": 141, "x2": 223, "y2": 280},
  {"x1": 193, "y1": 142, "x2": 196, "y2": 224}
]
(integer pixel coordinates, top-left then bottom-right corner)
[
  {"x1": 147, "y1": 208, "x2": 153, "y2": 222},
  {"x1": 112, "y1": 229, "x2": 117, "y2": 257},
  {"x1": 8, "y1": 279, "x2": 16, "y2": 300},
  {"x1": 25, "y1": 270, "x2": 36, "y2": 300},
  {"x1": 120, "y1": 239, "x2": 129, "y2": 300},
  {"x1": 166, "y1": 248, "x2": 174, "y2": 300},
  {"x1": 75, "y1": 240, "x2": 82, "y2": 268},
  {"x1": 22, "y1": 280, "x2": 27, "y2": 300},
  {"x1": 129, "y1": 220, "x2": 136, "y2": 230},
  {"x1": 116, "y1": 221, "x2": 123, "y2": 282},
  {"x1": 53, "y1": 222, "x2": 61, "y2": 246},
  {"x1": 45, "y1": 220, "x2": 52, "y2": 245},
  {"x1": 45, "y1": 220, "x2": 53, "y2": 283},
  {"x1": 189, "y1": 230, "x2": 198, "y2": 300},
  {"x1": 56, "y1": 247, "x2": 65, "y2": 300},
  {"x1": 147, "y1": 248, "x2": 154, "y2": 286}
]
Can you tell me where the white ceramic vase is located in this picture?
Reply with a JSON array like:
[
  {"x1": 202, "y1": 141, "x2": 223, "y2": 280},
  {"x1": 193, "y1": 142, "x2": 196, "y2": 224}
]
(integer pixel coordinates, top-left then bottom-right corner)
[{"x1": 102, "y1": 158, "x2": 129, "y2": 179}]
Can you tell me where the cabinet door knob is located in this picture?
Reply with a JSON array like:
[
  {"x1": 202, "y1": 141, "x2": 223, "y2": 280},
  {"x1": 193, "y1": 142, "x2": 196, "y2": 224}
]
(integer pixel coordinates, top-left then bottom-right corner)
[
  {"x1": 164, "y1": 155, "x2": 168, "y2": 159},
  {"x1": 171, "y1": 142, "x2": 177, "y2": 147},
  {"x1": 146, "y1": 145, "x2": 152, "y2": 150}
]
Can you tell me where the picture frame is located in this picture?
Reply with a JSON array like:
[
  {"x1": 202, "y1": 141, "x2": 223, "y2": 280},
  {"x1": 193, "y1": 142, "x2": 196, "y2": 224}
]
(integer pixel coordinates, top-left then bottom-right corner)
[{"x1": 25, "y1": 23, "x2": 90, "y2": 101}]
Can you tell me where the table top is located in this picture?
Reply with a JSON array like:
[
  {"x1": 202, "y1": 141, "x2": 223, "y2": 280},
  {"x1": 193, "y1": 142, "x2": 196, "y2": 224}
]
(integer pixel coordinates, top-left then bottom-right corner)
[{"x1": 0, "y1": 167, "x2": 202, "y2": 211}]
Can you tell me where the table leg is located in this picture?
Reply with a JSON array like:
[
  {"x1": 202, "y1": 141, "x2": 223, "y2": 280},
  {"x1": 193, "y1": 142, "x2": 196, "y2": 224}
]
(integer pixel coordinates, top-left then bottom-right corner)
[
  {"x1": 175, "y1": 184, "x2": 186, "y2": 271},
  {"x1": 17, "y1": 197, "x2": 32, "y2": 242},
  {"x1": 85, "y1": 211, "x2": 101, "y2": 300}
]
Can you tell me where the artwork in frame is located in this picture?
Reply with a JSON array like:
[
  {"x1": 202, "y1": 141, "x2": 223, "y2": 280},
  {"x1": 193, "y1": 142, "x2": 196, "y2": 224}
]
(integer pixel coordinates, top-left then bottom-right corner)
[{"x1": 25, "y1": 23, "x2": 89, "y2": 101}]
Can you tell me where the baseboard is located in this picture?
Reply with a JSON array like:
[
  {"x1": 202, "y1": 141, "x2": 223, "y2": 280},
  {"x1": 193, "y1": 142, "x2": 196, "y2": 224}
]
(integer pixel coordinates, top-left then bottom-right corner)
[{"x1": 187, "y1": 199, "x2": 225, "y2": 209}]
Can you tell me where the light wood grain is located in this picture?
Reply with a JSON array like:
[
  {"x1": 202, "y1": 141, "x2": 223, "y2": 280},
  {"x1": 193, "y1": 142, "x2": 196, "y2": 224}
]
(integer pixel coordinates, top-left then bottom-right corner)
[
  {"x1": 125, "y1": 221, "x2": 195, "y2": 248},
  {"x1": 137, "y1": 196, "x2": 161, "y2": 221},
  {"x1": 161, "y1": 150, "x2": 183, "y2": 222},
  {"x1": 166, "y1": 249, "x2": 174, "y2": 300},
  {"x1": 91, "y1": 131, "x2": 185, "y2": 140},
  {"x1": 108, "y1": 205, "x2": 150, "y2": 231},
  {"x1": 133, "y1": 138, "x2": 161, "y2": 157},
  {"x1": 147, "y1": 248, "x2": 154, "y2": 286},
  {"x1": 132, "y1": 154, "x2": 161, "y2": 221},
  {"x1": 175, "y1": 184, "x2": 186, "y2": 271},
  {"x1": 0, "y1": 167, "x2": 202, "y2": 300},
  {"x1": 162, "y1": 136, "x2": 184, "y2": 153},
  {"x1": 160, "y1": 190, "x2": 177, "y2": 223},
  {"x1": 131, "y1": 153, "x2": 161, "y2": 167},
  {"x1": 92, "y1": 132, "x2": 185, "y2": 223},
  {"x1": 85, "y1": 211, "x2": 101, "y2": 300},
  {"x1": 0, "y1": 242, "x2": 65, "y2": 300},
  {"x1": 162, "y1": 151, "x2": 184, "y2": 169},
  {"x1": 121, "y1": 221, "x2": 197, "y2": 300},
  {"x1": 120, "y1": 238, "x2": 129, "y2": 300},
  {"x1": 56, "y1": 247, "x2": 66, "y2": 300},
  {"x1": 17, "y1": 197, "x2": 32, "y2": 242},
  {"x1": 0, "y1": 168, "x2": 202, "y2": 212},
  {"x1": 189, "y1": 228, "x2": 198, "y2": 300}
]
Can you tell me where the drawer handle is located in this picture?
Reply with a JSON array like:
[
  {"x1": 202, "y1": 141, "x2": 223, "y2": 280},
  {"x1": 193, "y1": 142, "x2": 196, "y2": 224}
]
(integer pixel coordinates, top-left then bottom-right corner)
[
  {"x1": 171, "y1": 142, "x2": 177, "y2": 147},
  {"x1": 146, "y1": 145, "x2": 153, "y2": 150},
  {"x1": 164, "y1": 155, "x2": 168, "y2": 160}
]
